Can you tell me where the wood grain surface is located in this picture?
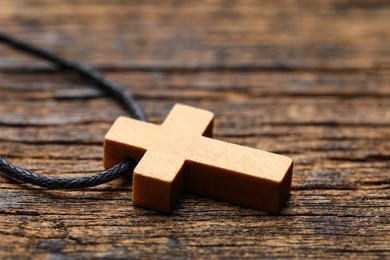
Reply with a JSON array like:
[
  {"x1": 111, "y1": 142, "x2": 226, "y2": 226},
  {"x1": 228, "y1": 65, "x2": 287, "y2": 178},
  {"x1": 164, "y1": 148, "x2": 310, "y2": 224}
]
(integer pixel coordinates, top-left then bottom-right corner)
[{"x1": 0, "y1": 0, "x2": 389, "y2": 258}]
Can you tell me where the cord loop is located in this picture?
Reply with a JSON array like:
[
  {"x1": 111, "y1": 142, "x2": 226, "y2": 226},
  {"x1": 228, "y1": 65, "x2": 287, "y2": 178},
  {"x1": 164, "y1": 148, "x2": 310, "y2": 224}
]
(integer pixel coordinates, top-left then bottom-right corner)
[{"x1": 0, "y1": 32, "x2": 145, "y2": 188}]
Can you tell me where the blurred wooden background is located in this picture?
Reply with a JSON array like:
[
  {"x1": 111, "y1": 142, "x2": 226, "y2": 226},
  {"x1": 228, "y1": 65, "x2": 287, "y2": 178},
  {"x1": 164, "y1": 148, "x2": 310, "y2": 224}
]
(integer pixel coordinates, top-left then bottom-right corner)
[{"x1": 0, "y1": 0, "x2": 389, "y2": 258}]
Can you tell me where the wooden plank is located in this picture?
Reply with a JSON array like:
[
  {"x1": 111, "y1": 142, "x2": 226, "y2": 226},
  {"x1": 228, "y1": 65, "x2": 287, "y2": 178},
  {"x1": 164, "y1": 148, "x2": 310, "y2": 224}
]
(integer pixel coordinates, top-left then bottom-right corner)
[
  {"x1": 0, "y1": 0, "x2": 389, "y2": 70},
  {"x1": 0, "y1": 188, "x2": 388, "y2": 258},
  {"x1": 1, "y1": 71, "x2": 389, "y2": 126},
  {"x1": 0, "y1": 71, "x2": 388, "y2": 187}
]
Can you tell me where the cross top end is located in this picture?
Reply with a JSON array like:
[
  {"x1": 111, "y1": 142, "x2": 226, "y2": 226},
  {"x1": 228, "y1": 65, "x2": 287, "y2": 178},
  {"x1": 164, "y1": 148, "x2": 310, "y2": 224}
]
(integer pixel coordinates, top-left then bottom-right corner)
[{"x1": 104, "y1": 104, "x2": 293, "y2": 213}]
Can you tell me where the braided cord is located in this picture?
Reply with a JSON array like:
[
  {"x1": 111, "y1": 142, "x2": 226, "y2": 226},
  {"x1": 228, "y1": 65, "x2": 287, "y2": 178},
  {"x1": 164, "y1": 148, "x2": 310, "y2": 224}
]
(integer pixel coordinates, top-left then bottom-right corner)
[
  {"x1": 0, "y1": 157, "x2": 137, "y2": 189},
  {"x1": 0, "y1": 32, "x2": 146, "y2": 189}
]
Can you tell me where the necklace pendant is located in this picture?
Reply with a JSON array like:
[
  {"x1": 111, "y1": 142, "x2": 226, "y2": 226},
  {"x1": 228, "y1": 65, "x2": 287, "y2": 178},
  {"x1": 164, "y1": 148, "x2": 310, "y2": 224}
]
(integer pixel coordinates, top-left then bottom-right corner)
[{"x1": 104, "y1": 104, "x2": 293, "y2": 213}]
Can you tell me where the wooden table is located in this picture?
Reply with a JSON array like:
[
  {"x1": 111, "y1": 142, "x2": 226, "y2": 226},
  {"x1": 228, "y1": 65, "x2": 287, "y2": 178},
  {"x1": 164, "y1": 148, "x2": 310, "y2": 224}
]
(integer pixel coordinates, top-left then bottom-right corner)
[{"x1": 0, "y1": 1, "x2": 389, "y2": 258}]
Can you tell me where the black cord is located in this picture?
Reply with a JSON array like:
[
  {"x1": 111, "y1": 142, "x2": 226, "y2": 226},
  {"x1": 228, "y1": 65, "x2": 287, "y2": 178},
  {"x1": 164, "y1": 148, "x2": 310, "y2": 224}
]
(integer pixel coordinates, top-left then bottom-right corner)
[
  {"x1": 0, "y1": 32, "x2": 146, "y2": 188},
  {"x1": 0, "y1": 157, "x2": 136, "y2": 189}
]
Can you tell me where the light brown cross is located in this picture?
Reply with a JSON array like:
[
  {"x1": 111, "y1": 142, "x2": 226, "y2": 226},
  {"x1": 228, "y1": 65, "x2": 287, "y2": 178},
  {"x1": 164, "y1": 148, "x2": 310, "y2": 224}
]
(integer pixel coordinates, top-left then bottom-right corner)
[{"x1": 104, "y1": 104, "x2": 293, "y2": 213}]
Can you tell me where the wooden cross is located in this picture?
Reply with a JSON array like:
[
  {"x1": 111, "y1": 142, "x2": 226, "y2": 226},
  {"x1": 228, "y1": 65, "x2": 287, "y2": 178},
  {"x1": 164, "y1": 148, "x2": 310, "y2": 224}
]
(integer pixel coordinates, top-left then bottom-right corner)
[{"x1": 104, "y1": 104, "x2": 293, "y2": 213}]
